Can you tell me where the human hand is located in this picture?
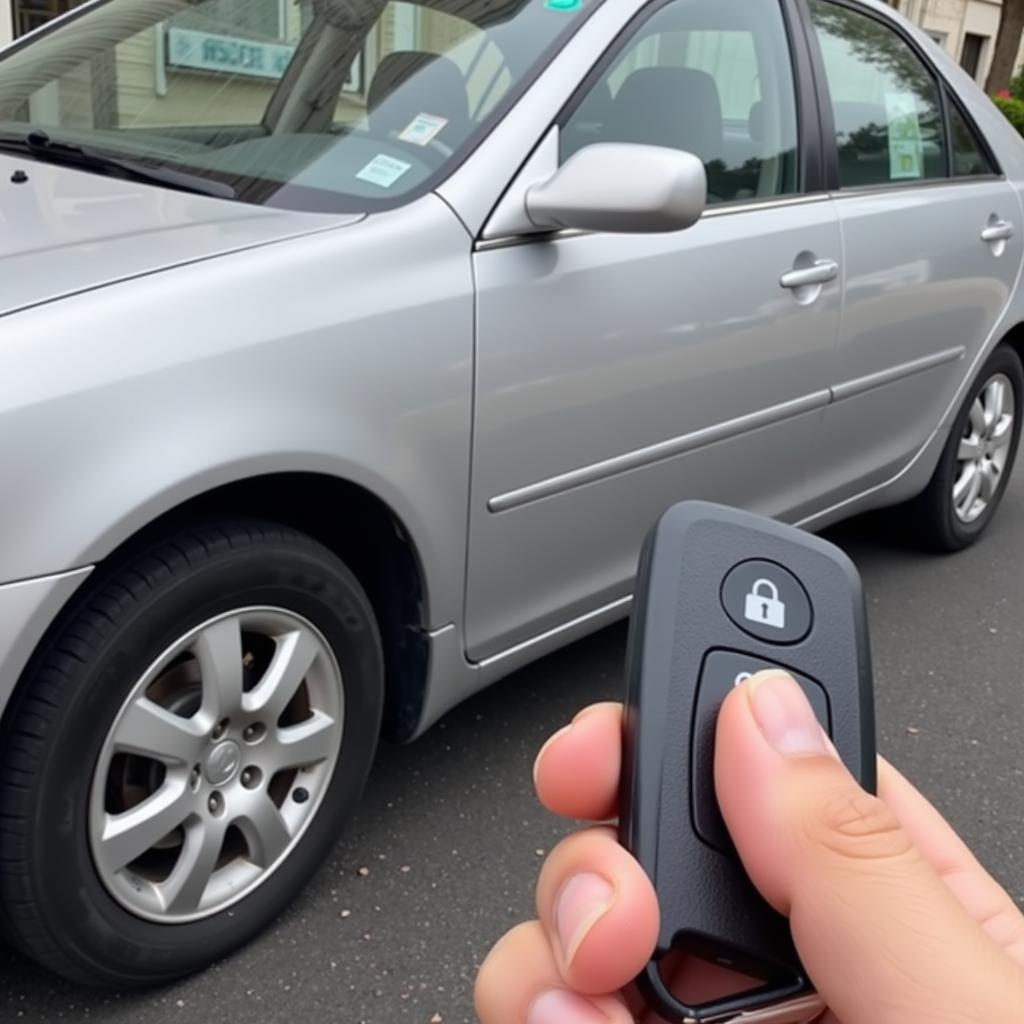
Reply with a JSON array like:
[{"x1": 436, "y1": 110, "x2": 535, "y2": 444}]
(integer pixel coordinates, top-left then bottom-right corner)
[{"x1": 475, "y1": 671, "x2": 1024, "y2": 1023}]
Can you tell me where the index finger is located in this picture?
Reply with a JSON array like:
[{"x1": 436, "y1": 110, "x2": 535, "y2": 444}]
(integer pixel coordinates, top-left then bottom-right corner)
[{"x1": 534, "y1": 702, "x2": 624, "y2": 821}]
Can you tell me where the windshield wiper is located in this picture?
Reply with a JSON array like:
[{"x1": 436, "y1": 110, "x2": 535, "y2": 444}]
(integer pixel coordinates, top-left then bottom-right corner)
[{"x1": 0, "y1": 129, "x2": 236, "y2": 200}]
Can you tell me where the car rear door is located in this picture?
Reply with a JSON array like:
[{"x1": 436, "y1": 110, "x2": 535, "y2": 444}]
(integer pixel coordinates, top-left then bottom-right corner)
[
  {"x1": 463, "y1": 0, "x2": 843, "y2": 661},
  {"x1": 801, "y1": 0, "x2": 1024, "y2": 513}
]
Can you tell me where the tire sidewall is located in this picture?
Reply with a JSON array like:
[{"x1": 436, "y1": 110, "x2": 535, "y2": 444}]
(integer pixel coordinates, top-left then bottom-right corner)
[{"x1": 20, "y1": 532, "x2": 382, "y2": 985}]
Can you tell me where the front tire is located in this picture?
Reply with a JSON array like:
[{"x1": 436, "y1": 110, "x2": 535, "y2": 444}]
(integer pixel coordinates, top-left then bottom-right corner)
[
  {"x1": 0, "y1": 520, "x2": 383, "y2": 987},
  {"x1": 912, "y1": 344, "x2": 1023, "y2": 551}
]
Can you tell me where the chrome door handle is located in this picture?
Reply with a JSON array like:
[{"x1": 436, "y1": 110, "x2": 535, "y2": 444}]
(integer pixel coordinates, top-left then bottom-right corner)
[
  {"x1": 780, "y1": 259, "x2": 840, "y2": 290},
  {"x1": 981, "y1": 221, "x2": 1014, "y2": 243}
]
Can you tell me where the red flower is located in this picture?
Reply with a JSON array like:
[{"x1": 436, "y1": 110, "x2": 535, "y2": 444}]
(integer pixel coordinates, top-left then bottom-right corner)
[{"x1": 997, "y1": 89, "x2": 1012, "y2": 99}]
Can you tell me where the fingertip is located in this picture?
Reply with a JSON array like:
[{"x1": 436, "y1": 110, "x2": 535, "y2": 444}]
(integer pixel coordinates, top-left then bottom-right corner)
[
  {"x1": 477, "y1": 919, "x2": 636, "y2": 1024},
  {"x1": 534, "y1": 704, "x2": 624, "y2": 821},
  {"x1": 536, "y1": 828, "x2": 659, "y2": 996},
  {"x1": 474, "y1": 922, "x2": 552, "y2": 1024}
]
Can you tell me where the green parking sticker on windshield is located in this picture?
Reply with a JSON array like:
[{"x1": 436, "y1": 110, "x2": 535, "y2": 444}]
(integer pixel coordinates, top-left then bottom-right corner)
[{"x1": 544, "y1": 0, "x2": 583, "y2": 11}]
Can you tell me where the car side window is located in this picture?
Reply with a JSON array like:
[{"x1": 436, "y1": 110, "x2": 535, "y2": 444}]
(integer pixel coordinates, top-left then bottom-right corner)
[
  {"x1": 808, "y1": 0, "x2": 947, "y2": 188},
  {"x1": 949, "y1": 99, "x2": 996, "y2": 177},
  {"x1": 560, "y1": 0, "x2": 799, "y2": 206}
]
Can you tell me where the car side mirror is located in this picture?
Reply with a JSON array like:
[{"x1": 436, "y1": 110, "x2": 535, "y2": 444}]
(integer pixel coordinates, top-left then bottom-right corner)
[{"x1": 524, "y1": 143, "x2": 707, "y2": 235}]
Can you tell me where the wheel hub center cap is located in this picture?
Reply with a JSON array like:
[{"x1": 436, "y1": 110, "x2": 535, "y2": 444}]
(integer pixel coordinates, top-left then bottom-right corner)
[{"x1": 205, "y1": 740, "x2": 241, "y2": 786}]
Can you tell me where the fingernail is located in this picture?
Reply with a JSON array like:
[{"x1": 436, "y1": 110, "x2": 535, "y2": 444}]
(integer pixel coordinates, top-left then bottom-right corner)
[
  {"x1": 820, "y1": 724, "x2": 840, "y2": 758},
  {"x1": 528, "y1": 990, "x2": 609, "y2": 1024},
  {"x1": 555, "y1": 873, "x2": 616, "y2": 965},
  {"x1": 533, "y1": 725, "x2": 572, "y2": 787},
  {"x1": 571, "y1": 704, "x2": 608, "y2": 724},
  {"x1": 747, "y1": 672, "x2": 831, "y2": 757}
]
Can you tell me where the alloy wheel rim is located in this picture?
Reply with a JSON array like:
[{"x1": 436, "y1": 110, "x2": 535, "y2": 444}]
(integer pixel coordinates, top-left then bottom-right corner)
[
  {"x1": 88, "y1": 607, "x2": 344, "y2": 924},
  {"x1": 953, "y1": 373, "x2": 1016, "y2": 525}
]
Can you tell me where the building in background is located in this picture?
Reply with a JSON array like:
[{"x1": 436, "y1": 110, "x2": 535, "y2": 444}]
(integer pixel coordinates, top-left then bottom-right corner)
[
  {"x1": 1, "y1": 1, "x2": 1023, "y2": 96},
  {"x1": 890, "y1": 0, "x2": 1024, "y2": 85}
]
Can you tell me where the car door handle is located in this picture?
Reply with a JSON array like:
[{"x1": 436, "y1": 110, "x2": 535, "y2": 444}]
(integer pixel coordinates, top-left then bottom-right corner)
[
  {"x1": 779, "y1": 259, "x2": 840, "y2": 290},
  {"x1": 981, "y1": 221, "x2": 1014, "y2": 243}
]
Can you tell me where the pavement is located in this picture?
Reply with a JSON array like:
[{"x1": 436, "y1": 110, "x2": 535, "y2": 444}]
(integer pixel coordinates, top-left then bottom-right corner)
[{"x1": 2, "y1": 475, "x2": 1023, "y2": 1023}]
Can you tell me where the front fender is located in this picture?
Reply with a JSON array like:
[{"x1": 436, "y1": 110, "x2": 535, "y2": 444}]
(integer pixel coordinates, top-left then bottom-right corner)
[{"x1": 0, "y1": 194, "x2": 474, "y2": 628}]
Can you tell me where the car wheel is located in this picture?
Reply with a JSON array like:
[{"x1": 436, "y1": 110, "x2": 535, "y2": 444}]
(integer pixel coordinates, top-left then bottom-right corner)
[
  {"x1": 912, "y1": 344, "x2": 1023, "y2": 551},
  {"x1": 0, "y1": 520, "x2": 383, "y2": 988}
]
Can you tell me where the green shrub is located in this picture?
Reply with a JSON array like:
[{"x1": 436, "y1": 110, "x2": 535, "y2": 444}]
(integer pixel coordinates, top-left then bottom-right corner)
[
  {"x1": 993, "y1": 95, "x2": 1024, "y2": 136},
  {"x1": 1011, "y1": 71, "x2": 1024, "y2": 101}
]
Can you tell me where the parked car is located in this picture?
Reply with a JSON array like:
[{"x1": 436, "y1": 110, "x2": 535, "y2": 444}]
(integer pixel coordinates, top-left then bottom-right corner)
[{"x1": 0, "y1": 0, "x2": 1020, "y2": 988}]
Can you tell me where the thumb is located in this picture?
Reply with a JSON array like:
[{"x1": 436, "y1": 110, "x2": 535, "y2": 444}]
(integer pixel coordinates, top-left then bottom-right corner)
[{"x1": 714, "y1": 671, "x2": 1021, "y2": 1024}]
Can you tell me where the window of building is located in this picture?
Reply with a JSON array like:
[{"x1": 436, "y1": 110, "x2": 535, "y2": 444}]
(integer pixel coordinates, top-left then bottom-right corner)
[
  {"x1": 174, "y1": 0, "x2": 315, "y2": 44},
  {"x1": 960, "y1": 32, "x2": 987, "y2": 80},
  {"x1": 12, "y1": 0, "x2": 88, "y2": 38}
]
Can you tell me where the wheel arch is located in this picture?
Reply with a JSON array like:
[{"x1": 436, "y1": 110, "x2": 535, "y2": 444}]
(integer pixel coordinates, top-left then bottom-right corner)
[
  {"x1": 5, "y1": 472, "x2": 433, "y2": 743},
  {"x1": 997, "y1": 320, "x2": 1024, "y2": 369},
  {"x1": 872, "y1": 321, "x2": 1024, "y2": 516}
]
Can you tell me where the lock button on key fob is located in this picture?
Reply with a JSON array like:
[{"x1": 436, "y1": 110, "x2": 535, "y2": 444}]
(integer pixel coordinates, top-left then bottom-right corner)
[
  {"x1": 721, "y1": 560, "x2": 813, "y2": 644},
  {"x1": 621, "y1": 502, "x2": 875, "y2": 1023}
]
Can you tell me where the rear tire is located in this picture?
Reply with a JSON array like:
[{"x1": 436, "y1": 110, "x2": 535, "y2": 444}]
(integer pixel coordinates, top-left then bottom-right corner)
[
  {"x1": 911, "y1": 345, "x2": 1023, "y2": 551},
  {"x1": 0, "y1": 520, "x2": 383, "y2": 988}
]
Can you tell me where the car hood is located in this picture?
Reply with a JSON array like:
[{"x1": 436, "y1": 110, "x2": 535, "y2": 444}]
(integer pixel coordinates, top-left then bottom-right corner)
[{"x1": 0, "y1": 155, "x2": 364, "y2": 318}]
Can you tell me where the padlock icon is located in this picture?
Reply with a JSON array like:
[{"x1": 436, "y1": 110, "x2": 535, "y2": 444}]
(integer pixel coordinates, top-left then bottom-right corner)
[{"x1": 744, "y1": 579, "x2": 786, "y2": 629}]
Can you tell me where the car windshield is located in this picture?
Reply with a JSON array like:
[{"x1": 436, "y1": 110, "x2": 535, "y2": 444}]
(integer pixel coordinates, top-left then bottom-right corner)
[{"x1": 0, "y1": 0, "x2": 595, "y2": 213}]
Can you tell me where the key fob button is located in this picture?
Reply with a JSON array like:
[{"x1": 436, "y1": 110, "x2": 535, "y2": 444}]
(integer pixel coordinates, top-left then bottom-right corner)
[
  {"x1": 721, "y1": 559, "x2": 813, "y2": 644},
  {"x1": 692, "y1": 651, "x2": 831, "y2": 852}
]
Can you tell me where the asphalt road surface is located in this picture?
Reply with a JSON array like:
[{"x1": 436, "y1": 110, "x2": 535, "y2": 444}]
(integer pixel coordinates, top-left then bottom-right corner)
[{"x1": 3, "y1": 477, "x2": 1024, "y2": 1023}]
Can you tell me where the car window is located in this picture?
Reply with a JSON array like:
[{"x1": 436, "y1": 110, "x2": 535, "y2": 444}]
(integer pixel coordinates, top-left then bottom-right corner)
[
  {"x1": 560, "y1": 0, "x2": 800, "y2": 206},
  {"x1": 0, "y1": 0, "x2": 595, "y2": 214},
  {"x1": 949, "y1": 98, "x2": 995, "y2": 177},
  {"x1": 808, "y1": 0, "x2": 947, "y2": 188}
]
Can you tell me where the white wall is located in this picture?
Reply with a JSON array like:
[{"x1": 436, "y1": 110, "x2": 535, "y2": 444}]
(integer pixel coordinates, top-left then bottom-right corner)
[{"x1": 0, "y1": 2, "x2": 14, "y2": 49}]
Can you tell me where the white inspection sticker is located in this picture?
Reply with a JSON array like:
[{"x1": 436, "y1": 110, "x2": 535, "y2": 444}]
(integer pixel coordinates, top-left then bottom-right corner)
[
  {"x1": 398, "y1": 113, "x2": 448, "y2": 147},
  {"x1": 885, "y1": 91, "x2": 924, "y2": 180},
  {"x1": 355, "y1": 154, "x2": 413, "y2": 189}
]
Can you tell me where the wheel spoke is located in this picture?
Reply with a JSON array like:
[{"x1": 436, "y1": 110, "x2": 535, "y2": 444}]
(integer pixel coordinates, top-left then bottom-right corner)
[
  {"x1": 985, "y1": 380, "x2": 1006, "y2": 430},
  {"x1": 269, "y1": 712, "x2": 337, "y2": 771},
  {"x1": 969, "y1": 397, "x2": 987, "y2": 437},
  {"x1": 960, "y1": 464, "x2": 983, "y2": 516},
  {"x1": 979, "y1": 461, "x2": 1000, "y2": 504},
  {"x1": 96, "y1": 781, "x2": 194, "y2": 874},
  {"x1": 243, "y1": 628, "x2": 318, "y2": 722},
  {"x1": 958, "y1": 436, "x2": 983, "y2": 462},
  {"x1": 953, "y1": 462, "x2": 979, "y2": 507},
  {"x1": 160, "y1": 818, "x2": 227, "y2": 915},
  {"x1": 193, "y1": 617, "x2": 245, "y2": 722},
  {"x1": 236, "y1": 794, "x2": 293, "y2": 867},
  {"x1": 992, "y1": 413, "x2": 1014, "y2": 446},
  {"x1": 113, "y1": 697, "x2": 206, "y2": 765}
]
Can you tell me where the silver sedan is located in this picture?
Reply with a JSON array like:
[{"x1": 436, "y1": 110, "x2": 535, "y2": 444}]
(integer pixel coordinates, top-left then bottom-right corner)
[{"x1": 0, "y1": 0, "x2": 1020, "y2": 988}]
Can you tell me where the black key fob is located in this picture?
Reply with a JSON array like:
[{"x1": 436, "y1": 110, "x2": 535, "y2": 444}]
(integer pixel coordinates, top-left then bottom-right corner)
[{"x1": 620, "y1": 502, "x2": 876, "y2": 1023}]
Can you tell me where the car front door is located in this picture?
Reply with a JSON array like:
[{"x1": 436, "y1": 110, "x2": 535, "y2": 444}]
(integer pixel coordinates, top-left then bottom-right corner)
[
  {"x1": 463, "y1": 0, "x2": 844, "y2": 661},
  {"x1": 801, "y1": 0, "x2": 1024, "y2": 513}
]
